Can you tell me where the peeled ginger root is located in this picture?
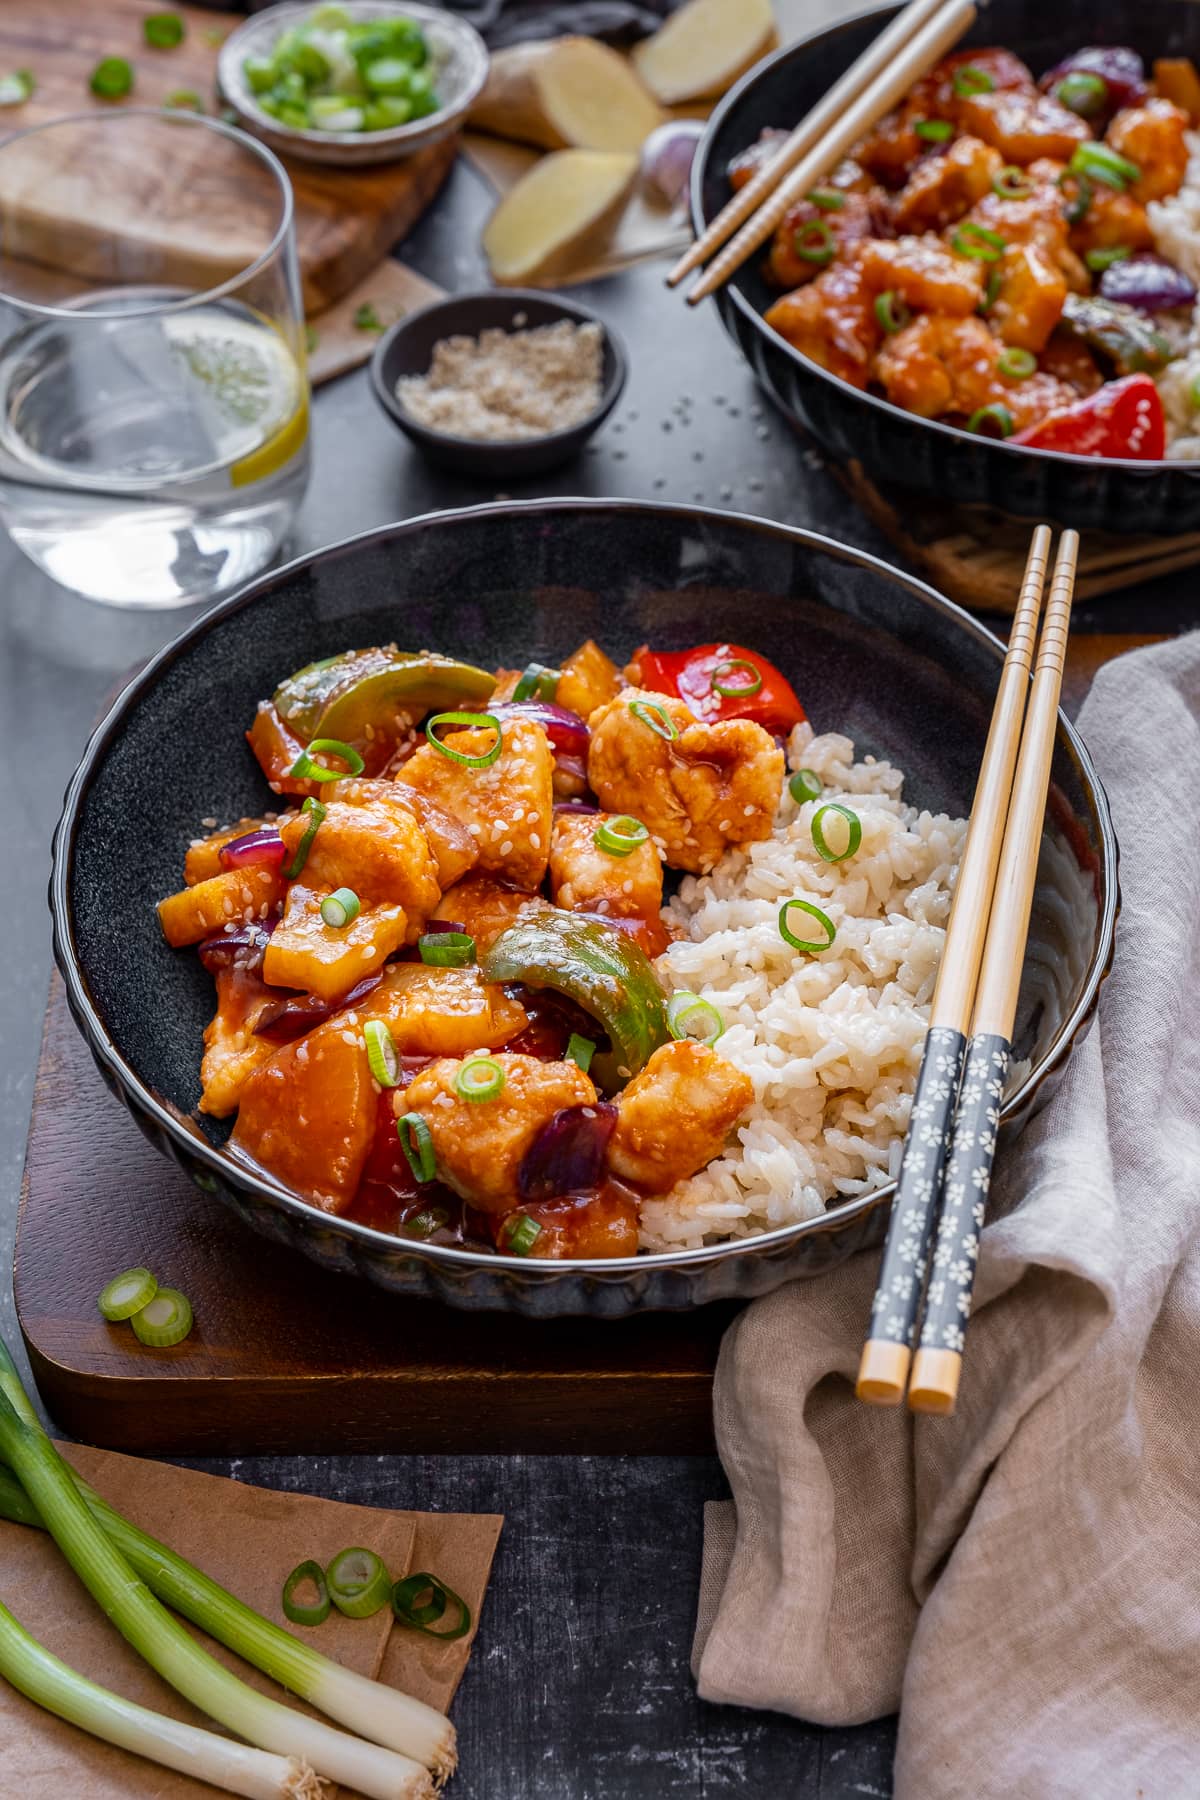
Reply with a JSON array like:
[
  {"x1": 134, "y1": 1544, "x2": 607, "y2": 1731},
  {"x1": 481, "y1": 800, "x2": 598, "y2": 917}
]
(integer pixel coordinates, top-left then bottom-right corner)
[
  {"x1": 483, "y1": 150, "x2": 638, "y2": 285},
  {"x1": 469, "y1": 37, "x2": 663, "y2": 153},
  {"x1": 633, "y1": 0, "x2": 778, "y2": 105}
]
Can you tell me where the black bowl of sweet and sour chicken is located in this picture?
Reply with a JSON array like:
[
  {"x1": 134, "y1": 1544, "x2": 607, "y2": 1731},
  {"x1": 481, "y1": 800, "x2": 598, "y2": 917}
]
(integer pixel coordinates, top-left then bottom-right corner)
[
  {"x1": 691, "y1": 0, "x2": 1200, "y2": 533},
  {"x1": 52, "y1": 501, "x2": 1115, "y2": 1316}
]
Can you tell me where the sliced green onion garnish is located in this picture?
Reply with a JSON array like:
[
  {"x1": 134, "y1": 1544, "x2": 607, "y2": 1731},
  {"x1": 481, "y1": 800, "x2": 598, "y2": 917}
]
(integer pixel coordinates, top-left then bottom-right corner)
[
  {"x1": 666, "y1": 991, "x2": 725, "y2": 1046},
  {"x1": 513, "y1": 661, "x2": 561, "y2": 702},
  {"x1": 992, "y1": 165, "x2": 1033, "y2": 199},
  {"x1": 952, "y1": 63, "x2": 994, "y2": 96},
  {"x1": 326, "y1": 1548, "x2": 392, "y2": 1620},
  {"x1": 1069, "y1": 141, "x2": 1140, "y2": 192},
  {"x1": 952, "y1": 221, "x2": 1006, "y2": 261},
  {"x1": 425, "y1": 710, "x2": 503, "y2": 768},
  {"x1": 628, "y1": 698, "x2": 678, "y2": 741},
  {"x1": 282, "y1": 795, "x2": 326, "y2": 879},
  {"x1": 282, "y1": 1560, "x2": 331, "y2": 1627},
  {"x1": 418, "y1": 929, "x2": 475, "y2": 966},
  {"x1": 130, "y1": 1289, "x2": 193, "y2": 1349},
  {"x1": 1055, "y1": 71, "x2": 1107, "y2": 117},
  {"x1": 807, "y1": 188, "x2": 845, "y2": 211},
  {"x1": 288, "y1": 736, "x2": 364, "y2": 783},
  {"x1": 1190, "y1": 373, "x2": 1200, "y2": 409},
  {"x1": 90, "y1": 57, "x2": 133, "y2": 99},
  {"x1": 792, "y1": 219, "x2": 836, "y2": 265},
  {"x1": 593, "y1": 815, "x2": 650, "y2": 857},
  {"x1": 454, "y1": 1056, "x2": 505, "y2": 1102},
  {"x1": 966, "y1": 402, "x2": 1015, "y2": 438},
  {"x1": 353, "y1": 302, "x2": 385, "y2": 334},
  {"x1": 874, "y1": 290, "x2": 912, "y2": 334},
  {"x1": 500, "y1": 1214, "x2": 542, "y2": 1257},
  {"x1": 364, "y1": 1019, "x2": 399, "y2": 1087},
  {"x1": 788, "y1": 767, "x2": 822, "y2": 804},
  {"x1": 164, "y1": 88, "x2": 204, "y2": 110},
  {"x1": 979, "y1": 267, "x2": 1002, "y2": 313},
  {"x1": 778, "y1": 898, "x2": 837, "y2": 954},
  {"x1": 710, "y1": 657, "x2": 763, "y2": 697},
  {"x1": 0, "y1": 70, "x2": 35, "y2": 106},
  {"x1": 1059, "y1": 169, "x2": 1093, "y2": 223},
  {"x1": 98, "y1": 1268, "x2": 158, "y2": 1323},
  {"x1": 403, "y1": 1208, "x2": 449, "y2": 1239},
  {"x1": 997, "y1": 346, "x2": 1037, "y2": 379},
  {"x1": 397, "y1": 1113, "x2": 436, "y2": 1183},
  {"x1": 810, "y1": 802, "x2": 862, "y2": 863},
  {"x1": 566, "y1": 1032, "x2": 595, "y2": 1073},
  {"x1": 144, "y1": 12, "x2": 185, "y2": 47},
  {"x1": 319, "y1": 887, "x2": 360, "y2": 930},
  {"x1": 914, "y1": 118, "x2": 953, "y2": 142},
  {"x1": 392, "y1": 1572, "x2": 472, "y2": 1640},
  {"x1": 1085, "y1": 245, "x2": 1131, "y2": 272}
]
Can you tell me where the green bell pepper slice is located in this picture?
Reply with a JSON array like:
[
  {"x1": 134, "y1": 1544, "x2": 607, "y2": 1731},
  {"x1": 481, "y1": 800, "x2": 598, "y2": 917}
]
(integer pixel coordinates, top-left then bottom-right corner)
[
  {"x1": 274, "y1": 648, "x2": 496, "y2": 746},
  {"x1": 481, "y1": 912, "x2": 671, "y2": 1091}
]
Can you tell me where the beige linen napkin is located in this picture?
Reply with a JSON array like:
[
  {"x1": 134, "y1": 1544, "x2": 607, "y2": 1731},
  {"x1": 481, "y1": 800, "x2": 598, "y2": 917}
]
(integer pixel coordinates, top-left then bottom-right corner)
[{"x1": 693, "y1": 633, "x2": 1200, "y2": 1798}]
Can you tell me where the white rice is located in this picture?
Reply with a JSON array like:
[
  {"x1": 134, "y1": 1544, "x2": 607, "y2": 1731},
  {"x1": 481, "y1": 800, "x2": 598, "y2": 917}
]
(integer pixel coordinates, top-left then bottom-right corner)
[
  {"x1": 641, "y1": 724, "x2": 967, "y2": 1254},
  {"x1": 1149, "y1": 129, "x2": 1200, "y2": 459}
]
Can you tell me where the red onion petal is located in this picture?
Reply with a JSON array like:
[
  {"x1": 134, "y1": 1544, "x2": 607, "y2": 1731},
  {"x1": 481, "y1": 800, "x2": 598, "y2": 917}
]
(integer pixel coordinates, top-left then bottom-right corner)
[
  {"x1": 517, "y1": 1102, "x2": 618, "y2": 1202},
  {"x1": 252, "y1": 971, "x2": 383, "y2": 1042},
  {"x1": 491, "y1": 700, "x2": 589, "y2": 760},
  {"x1": 218, "y1": 827, "x2": 285, "y2": 871},
  {"x1": 197, "y1": 919, "x2": 275, "y2": 973},
  {"x1": 1039, "y1": 46, "x2": 1147, "y2": 111},
  {"x1": 1098, "y1": 254, "x2": 1197, "y2": 313}
]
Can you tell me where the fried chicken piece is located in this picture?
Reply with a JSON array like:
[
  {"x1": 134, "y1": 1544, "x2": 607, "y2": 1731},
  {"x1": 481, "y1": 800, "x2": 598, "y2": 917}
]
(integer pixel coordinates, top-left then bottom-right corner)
[
  {"x1": 855, "y1": 49, "x2": 1035, "y2": 189},
  {"x1": 955, "y1": 88, "x2": 1090, "y2": 163},
  {"x1": 1106, "y1": 98, "x2": 1190, "y2": 203},
  {"x1": 990, "y1": 242, "x2": 1067, "y2": 351},
  {"x1": 766, "y1": 190, "x2": 879, "y2": 289},
  {"x1": 891, "y1": 134, "x2": 1003, "y2": 232},
  {"x1": 874, "y1": 313, "x2": 1076, "y2": 427},
  {"x1": 397, "y1": 716, "x2": 554, "y2": 890},
  {"x1": 396, "y1": 1054, "x2": 597, "y2": 1211},
  {"x1": 587, "y1": 688, "x2": 783, "y2": 875},
  {"x1": 608, "y1": 1041, "x2": 753, "y2": 1192},
  {"x1": 764, "y1": 256, "x2": 881, "y2": 389},
  {"x1": 549, "y1": 811, "x2": 664, "y2": 921},
  {"x1": 329, "y1": 778, "x2": 479, "y2": 891},
  {"x1": 432, "y1": 872, "x2": 551, "y2": 954},
  {"x1": 1064, "y1": 177, "x2": 1153, "y2": 257},
  {"x1": 278, "y1": 792, "x2": 440, "y2": 921},
  {"x1": 859, "y1": 235, "x2": 985, "y2": 314}
]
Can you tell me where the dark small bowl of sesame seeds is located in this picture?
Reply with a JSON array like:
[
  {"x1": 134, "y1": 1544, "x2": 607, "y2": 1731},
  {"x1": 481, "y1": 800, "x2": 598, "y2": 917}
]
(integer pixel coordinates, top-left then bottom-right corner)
[{"x1": 370, "y1": 289, "x2": 628, "y2": 480}]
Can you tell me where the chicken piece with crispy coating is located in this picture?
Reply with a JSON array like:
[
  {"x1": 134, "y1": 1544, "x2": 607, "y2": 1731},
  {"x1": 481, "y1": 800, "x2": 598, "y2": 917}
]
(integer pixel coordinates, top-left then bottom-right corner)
[
  {"x1": 278, "y1": 793, "x2": 440, "y2": 923},
  {"x1": 764, "y1": 256, "x2": 881, "y2": 389},
  {"x1": 874, "y1": 313, "x2": 1076, "y2": 426},
  {"x1": 989, "y1": 241, "x2": 1067, "y2": 351},
  {"x1": 766, "y1": 190, "x2": 880, "y2": 289},
  {"x1": 891, "y1": 135, "x2": 1003, "y2": 232},
  {"x1": 955, "y1": 88, "x2": 1090, "y2": 164},
  {"x1": 396, "y1": 1053, "x2": 597, "y2": 1211},
  {"x1": 1106, "y1": 98, "x2": 1190, "y2": 203},
  {"x1": 549, "y1": 810, "x2": 664, "y2": 921},
  {"x1": 608, "y1": 1041, "x2": 753, "y2": 1193},
  {"x1": 396, "y1": 716, "x2": 554, "y2": 890},
  {"x1": 587, "y1": 689, "x2": 783, "y2": 875},
  {"x1": 432, "y1": 872, "x2": 551, "y2": 954},
  {"x1": 859, "y1": 235, "x2": 984, "y2": 315}
]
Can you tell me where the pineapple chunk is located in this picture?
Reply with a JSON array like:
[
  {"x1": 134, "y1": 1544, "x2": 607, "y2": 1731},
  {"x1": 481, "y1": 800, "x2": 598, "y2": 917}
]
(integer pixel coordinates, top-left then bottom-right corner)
[
  {"x1": 231, "y1": 1016, "x2": 375, "y2": 1213},
  {"x1": 367, "y1": 962, "x2": 528, "y2": 1057},
  {"x1": 263, "y1": 883, "x2": 407, "y2": 1003},
  {"x1": 157, "y1": 867, "x2": 282, "y2": 949}
]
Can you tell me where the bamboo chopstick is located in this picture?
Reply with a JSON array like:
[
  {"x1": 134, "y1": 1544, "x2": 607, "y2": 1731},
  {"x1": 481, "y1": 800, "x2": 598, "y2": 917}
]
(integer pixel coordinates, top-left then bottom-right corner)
[
  {"x1": 907, "y1": 531, "x2": 1079, "y2": 1415},
  {"x1": 856, "y1": 526, "x2": 1053, "y2": 1407},
  {"x1": 666, "y1": 0, "x2": 956, "y2": 289},
  {"x1": 685, "y1": 0, "x2": 977, "y2": 305}
]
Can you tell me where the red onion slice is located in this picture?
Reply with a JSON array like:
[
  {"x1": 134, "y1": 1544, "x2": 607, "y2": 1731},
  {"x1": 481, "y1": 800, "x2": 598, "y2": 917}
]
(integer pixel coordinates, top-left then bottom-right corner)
[
  {"x1": 253, "y1": 972, "x2": 383, "y2": 1043},
  {"x1": 517, "y1": 1102, "x2": 618, "y2": 1202},
  {"x1": 218, "y1": 827, "x2": 285, "y2": 872},
  {"x1": 1039, "y1": 46, "x2": 1147, "y2": 112},
  {"x1": 1098, "y1": 254, "x2": 1197, "y2": 313},
  {"x1": 491, "y1": 700, "x2": 590, "y2": 760},
  {"x1": 197, "y1": 919, "x2": 275, "y2": 973}
]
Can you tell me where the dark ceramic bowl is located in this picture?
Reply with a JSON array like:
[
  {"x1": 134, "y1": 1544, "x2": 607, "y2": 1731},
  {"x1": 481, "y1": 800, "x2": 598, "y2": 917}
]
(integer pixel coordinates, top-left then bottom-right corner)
[
  {"x1": 51, "y1": 501, "x2": 1117, "y2": 1317},
  {"x1": 690, "y1": 0, "x2": 1200, "y2": 534},
  {"x1": 369, "y1": 291, "x2": 627, "y2": 479}
]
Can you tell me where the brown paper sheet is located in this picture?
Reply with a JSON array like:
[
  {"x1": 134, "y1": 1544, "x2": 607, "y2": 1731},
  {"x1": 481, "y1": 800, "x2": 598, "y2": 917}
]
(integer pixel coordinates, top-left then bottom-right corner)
[{"x1": 0, "y1": 1443, "x2": 501, "y2": 1798}]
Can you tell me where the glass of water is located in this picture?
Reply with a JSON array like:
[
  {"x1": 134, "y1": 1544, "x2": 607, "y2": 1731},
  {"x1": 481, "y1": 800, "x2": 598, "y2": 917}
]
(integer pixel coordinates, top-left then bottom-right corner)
[{"x1": 0, "y1": 109, "x2": 310, "y2": 608}]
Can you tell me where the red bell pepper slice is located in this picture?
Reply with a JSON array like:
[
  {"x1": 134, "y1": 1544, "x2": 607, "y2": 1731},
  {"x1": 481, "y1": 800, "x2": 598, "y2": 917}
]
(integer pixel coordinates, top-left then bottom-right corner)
[
  {"x1": 1011, "y1": 374, "x2": 1165, "y2": 460},
  {"x1": 627, "y1": 642, "x2": 806, "y2": 735}
]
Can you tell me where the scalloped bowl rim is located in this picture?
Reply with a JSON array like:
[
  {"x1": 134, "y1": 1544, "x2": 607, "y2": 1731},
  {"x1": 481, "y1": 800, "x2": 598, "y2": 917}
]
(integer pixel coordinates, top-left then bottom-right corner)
[
  {"x1": 50, "y1": 498, "x2": 1119, "y2": 1278},
  {"x1": 689, "y1": 2, "x2": 1200, "y2": 482}
]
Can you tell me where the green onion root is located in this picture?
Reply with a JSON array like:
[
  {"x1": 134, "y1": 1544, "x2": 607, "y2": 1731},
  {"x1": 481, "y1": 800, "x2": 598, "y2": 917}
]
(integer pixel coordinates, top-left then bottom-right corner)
[
  {"x1": 0, "y1": 1341, "x2": 456, "y2": 1785},
  {"x1": 0, "y1": 1601, "x2": 319, "y2": 1799},
  {"x1": 0, "y1": 1379, "x2": 434, "y2": 1799}
]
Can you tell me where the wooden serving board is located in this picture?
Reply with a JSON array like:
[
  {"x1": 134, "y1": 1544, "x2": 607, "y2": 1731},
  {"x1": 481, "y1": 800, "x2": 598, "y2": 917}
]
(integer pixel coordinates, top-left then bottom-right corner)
[
  {"x1": 16, "y1": 976, "x2": 733, "y2": 1456},
  {"x1": 1, "y1": 0, "x2": 458, "y2": 314}
]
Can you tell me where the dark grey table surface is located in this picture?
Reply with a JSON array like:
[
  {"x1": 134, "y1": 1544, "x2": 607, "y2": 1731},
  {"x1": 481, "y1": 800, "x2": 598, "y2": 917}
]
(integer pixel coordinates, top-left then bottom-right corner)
[{"x1": 4, "y1": 150, "x2": 1194, "y2": 1800}]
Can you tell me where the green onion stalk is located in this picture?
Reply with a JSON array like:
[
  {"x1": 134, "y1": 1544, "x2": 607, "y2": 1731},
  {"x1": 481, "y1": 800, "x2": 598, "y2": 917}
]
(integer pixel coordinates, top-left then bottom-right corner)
[
  {"x1": 0, "y1": 1600, "x2": 317, "y2": 1798},
  {"x1": 0, "y1": 1341, "x2": 450, "y2": 1793}
]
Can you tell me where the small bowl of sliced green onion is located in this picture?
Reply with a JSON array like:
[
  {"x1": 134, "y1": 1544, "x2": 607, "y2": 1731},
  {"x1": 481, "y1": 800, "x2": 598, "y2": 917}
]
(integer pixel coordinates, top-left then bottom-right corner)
[{"x1": 218, "y1": 0, "x2": 489, "y2": 166}]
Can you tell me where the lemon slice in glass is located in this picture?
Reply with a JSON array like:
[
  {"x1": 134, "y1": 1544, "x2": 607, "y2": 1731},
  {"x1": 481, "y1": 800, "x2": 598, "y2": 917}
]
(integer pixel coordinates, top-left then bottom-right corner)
[{"x1": 162, "y1": 309, "x2": 308, "y2": 487}]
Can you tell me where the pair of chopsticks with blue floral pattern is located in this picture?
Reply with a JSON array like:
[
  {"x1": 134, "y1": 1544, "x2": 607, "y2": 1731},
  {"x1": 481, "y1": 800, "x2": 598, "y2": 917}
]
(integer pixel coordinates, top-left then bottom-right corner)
[{"x1": 857, "y1": 526, "x2": 1079, "y2": 1414}]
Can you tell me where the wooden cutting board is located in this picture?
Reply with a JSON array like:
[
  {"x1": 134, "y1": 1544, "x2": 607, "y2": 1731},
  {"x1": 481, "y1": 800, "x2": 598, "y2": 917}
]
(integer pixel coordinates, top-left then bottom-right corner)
[
  {"x1": 0, "y1": 0, "x2": 458, "y2": 313},
  {"x1": 16, "y1": 976, "x2": 734, "y2": 1456}
]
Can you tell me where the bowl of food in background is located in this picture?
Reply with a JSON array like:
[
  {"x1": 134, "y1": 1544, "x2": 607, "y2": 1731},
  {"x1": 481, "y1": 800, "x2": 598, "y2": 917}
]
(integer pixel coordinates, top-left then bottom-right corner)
[
  {"x1": 690, "y1": 0, "x2": 1200, "y2": 532},
  {"x1": 218, "y1": 0, "x2": 488, "y2": 165},
  {"x1": 369, "y1": 290, "x2": 628, "y2": 478}
]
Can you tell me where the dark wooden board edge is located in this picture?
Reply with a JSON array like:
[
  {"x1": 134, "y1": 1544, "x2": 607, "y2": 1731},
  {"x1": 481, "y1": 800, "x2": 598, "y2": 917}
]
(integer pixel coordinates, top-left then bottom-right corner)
[{"x1": 17, "y1": 976, "x2": 730, "y2": 1456}]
